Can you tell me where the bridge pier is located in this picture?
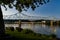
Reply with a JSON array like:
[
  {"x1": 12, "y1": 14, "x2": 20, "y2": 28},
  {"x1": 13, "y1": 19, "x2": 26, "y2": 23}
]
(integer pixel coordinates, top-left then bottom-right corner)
[
  {"x1": 19, "y1": 20, "x2": 21, "y2": 27},
  {"x1": 50, "y1": 20, "x2": 54, "y2": 26},
  {"x1": 31, "y1": 22, "x2": 34, "y2": 27},
  {"x1": 57, "y1": 21, "x2": 59, "y2": 25}
]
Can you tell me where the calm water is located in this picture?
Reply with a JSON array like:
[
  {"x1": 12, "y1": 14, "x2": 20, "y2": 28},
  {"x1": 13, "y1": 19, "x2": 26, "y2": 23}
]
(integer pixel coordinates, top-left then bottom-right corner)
[{"x1": 5, "y1": 23, "x2": 60, "y2": 38}]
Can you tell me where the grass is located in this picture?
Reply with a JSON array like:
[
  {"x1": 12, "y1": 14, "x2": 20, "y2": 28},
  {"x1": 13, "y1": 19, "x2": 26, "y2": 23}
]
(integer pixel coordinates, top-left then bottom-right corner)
[{"x1": 5, "y1": 27, "x2": 57, "y2": 40}]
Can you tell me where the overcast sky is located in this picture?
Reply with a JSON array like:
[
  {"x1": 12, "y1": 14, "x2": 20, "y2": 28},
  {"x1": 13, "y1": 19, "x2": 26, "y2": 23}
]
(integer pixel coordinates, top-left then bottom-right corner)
[{"x1": 1, "y1": 0, "x2": 60, "y2": 18}]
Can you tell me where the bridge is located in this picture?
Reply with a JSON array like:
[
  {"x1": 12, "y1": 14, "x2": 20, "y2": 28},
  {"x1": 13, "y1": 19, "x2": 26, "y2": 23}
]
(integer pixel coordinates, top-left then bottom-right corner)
[
  {"x1": 3, "y1": 13, "x2": 60, "y2": 27},
  {"x1": 3, "y1": 13, "x2": 60, "y2": 21}
]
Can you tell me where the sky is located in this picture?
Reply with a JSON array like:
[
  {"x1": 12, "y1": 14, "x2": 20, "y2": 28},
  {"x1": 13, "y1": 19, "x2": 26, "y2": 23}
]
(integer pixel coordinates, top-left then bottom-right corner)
[{"x1": 1, "y1": 0, "x2": 60, "y2": 18}]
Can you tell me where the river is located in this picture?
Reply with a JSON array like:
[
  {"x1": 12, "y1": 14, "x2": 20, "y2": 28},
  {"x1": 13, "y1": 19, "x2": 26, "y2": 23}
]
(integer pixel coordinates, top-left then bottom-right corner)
[{"x1": 5, "y1": 23, "x2": 60, "y2": 38}]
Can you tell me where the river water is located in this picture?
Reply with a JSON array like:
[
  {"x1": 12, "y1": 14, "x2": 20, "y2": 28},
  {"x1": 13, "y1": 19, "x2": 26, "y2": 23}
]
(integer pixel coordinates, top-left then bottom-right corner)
[{"x1": 5, "y1": 23, "x2": 60, "y2": 38}]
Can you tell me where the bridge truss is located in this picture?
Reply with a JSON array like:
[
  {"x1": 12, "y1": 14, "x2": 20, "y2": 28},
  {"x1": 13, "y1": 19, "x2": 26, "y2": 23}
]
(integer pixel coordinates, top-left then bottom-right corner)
[{"x1": 3, "y1": 13, "x2": 60, "y2": 21}]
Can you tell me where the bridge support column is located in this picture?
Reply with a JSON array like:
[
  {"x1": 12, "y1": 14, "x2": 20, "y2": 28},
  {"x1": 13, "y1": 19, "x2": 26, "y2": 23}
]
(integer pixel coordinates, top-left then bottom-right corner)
[
  {"x1": 50, "y1": 20, "x2": 53, "y2": 26},
  {"x1": 31, "y1": 22, "x2": 34, "y2": 27},
  {"x1": 19, "y1": 20, "x2": 21, "y2": 27},
  {"x1": 57, "y1": 21, "x2": 59, "y2": 25}
]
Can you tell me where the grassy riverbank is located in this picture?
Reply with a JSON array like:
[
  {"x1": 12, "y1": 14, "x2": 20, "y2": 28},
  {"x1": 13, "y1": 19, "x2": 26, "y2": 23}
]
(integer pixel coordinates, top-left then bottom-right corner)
[{"x1": 5, "y1": 27, "x2": 57, "y2": 40}]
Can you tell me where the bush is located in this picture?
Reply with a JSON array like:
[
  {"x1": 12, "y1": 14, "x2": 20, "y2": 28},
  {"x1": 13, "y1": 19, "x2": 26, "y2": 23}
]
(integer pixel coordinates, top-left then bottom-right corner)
[
  {"x1": 21, "y1": 29, "x2": 35, "y2": 34},
  {"x1": 5, "y1": 27, "x2": 14, "y2": 31},
  {"x1": 5, "y1": 27, "x2": 10, "y2": 30},
  {"x1": 16, "y1": 27, "x2": 23, "y2": 32},
  {"x1": 10, "y1": 27, "x2": 14, "y2": 31},
  {"x1": 50, "y1": 34, "x2": 56, "y2": 38}
]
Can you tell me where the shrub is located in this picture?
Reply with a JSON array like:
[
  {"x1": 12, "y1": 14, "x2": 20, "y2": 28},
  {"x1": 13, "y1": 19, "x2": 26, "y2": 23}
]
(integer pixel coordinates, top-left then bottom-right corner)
[
  {"x1": 50, "y1": 34, "x2": 56, "y2": 38},
  {"x1": 10, "y1": 27, "x2": 14, "y2": 31},
  {"x1": 5, "y1": 27, "x2": 10, "y2": 30},
  {"x1": 16, "y1": 27, "x2": 23, "y2": 32},
  {"x1": 21, "y1": 29, "x2": 35, "y2": 34}
]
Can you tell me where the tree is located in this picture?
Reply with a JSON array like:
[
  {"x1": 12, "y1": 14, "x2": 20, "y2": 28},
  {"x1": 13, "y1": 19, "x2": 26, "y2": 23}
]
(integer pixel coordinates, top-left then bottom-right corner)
[{"x1": 0, "y1": 0, "x2": 49, "y2": 38}]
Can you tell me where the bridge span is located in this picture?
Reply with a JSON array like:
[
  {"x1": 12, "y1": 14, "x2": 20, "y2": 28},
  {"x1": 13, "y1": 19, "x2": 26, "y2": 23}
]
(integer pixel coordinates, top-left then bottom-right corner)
[{"x1": 3, "y1": 13, "x2": 60, "y2": 27}]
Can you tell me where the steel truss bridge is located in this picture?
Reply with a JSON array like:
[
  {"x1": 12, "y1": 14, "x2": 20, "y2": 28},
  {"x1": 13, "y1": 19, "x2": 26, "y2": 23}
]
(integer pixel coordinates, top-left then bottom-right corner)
[
  {"x1": 3, "y1": 13, "x2": 60, "y2": 27},
  {"x1": 3, "y1": 13, "x2": 60, "y2": 21},
  {"x1": 4, "y1": 13, "x2": 60, "y2": 34}
]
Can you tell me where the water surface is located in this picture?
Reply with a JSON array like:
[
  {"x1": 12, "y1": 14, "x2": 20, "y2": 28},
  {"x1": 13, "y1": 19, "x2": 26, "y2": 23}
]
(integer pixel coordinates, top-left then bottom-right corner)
[{"x1": 5, "y1": 23, "x2": 60, "y2": 38}]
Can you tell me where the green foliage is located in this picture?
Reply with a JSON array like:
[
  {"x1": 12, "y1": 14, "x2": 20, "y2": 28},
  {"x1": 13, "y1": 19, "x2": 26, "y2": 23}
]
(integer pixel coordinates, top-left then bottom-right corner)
[
  {"x1": 5, "y1": 27, "x2": 14, "y2": 31},
  {"x1": 0, "y1": 0, "x2": 49, "y2": 12},
  {"x1": 21, "y1": 29, "x2": 35, "y2": 34},
  {"x1": 16, "y1": 27, "x2": 23, "y2": 32},
  {"x1": 5, "y1": 28, "x2": 56, "y2": 40}
]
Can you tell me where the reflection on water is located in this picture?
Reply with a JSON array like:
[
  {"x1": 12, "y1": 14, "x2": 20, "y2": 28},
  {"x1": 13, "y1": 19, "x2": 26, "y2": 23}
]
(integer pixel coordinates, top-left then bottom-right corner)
[
  {"x1": 21, "y1": 24, "x2": 56, "y2": 34},
  {"x1": 21, "y1": 23, "x2": 60, "y2": 38},
  {"x1": 5, "y1": 23, "x2": 60, "y2": 38}
]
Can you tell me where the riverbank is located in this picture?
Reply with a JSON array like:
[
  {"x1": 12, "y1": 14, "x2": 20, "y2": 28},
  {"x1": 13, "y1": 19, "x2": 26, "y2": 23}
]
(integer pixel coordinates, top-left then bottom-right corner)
[{"x1": 5, "y1": 28, "x2": 57, "y2": 40}]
